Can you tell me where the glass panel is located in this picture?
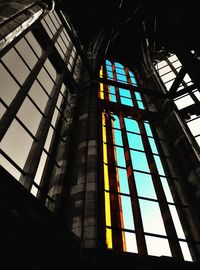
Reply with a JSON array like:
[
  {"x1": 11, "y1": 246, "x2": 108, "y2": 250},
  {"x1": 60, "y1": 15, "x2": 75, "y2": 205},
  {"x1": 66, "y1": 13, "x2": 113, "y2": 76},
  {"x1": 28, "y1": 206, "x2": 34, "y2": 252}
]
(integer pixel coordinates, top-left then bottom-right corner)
[
  {"x1": 169, "y1": 205, "x2": 185, "y2": 239},
  {"x1": 113, "y1": 129, "x2": 123, "y2": 146},
  {"x1": 175, "y1": 95, "x2": 194, "y2": 110},
  {"x1": 125, "y1": 232, "x2": 137, "y2": 253},
  {"x1": 120, "y1": 97, "x2": 133, "y2": 106},
  {"x1": 145, "y1": 236, "x2": 171, "y2": 257},
  {"x1": 37, "y1": 67, "x2": 54, "y2": 95},
  {"x1": 187, "y1": 118, "x2": 200, "y2": 136},
  {"x1": 110, "y1": 94, "x2": 117, "y2": 102},
  {"x1": 148, "y1": 137, "x2": 158, "y2": 154},
  {"x1": 179, "y1": 241, "x2": 193, "y2": 261},
  {"x1": 15, "y1": 38, "x2": 37, "y2": 68},
  {"x1": 113, "y1": 115, "x2": 120, "y2": 129},
  {"x1": 130, "y1": 150, "x2": 150, "y2": 172},
  {"x1": 17, "y1": 97, "x2": 42, "y2": 136},
  {"x1": 134, "y1": 171, "x2": 157, "y2": 199},
  {"x1": 1, "y1": 119, "x2": 33, "y2": 168},
  {"x1": 119, "y1": 88, "x2": 131, "y2": 98},
  {"x1": 154, "y1": 155, "x2": 165, "y2": 175},
  {"x1": 127, "y1": 133, "x2": 144, "y2": 151},
  {"x1": 139, "y1": 199, "x2": 167, "y2": 235},
  {"x1": 0, "y1": 103, "x2": 6, "y2": 119},
  {"x1": 44, "y1": 126, "x2": 54, "y2": 151},
  {"x1": 137, "y1": 100, "x2": 145, "y2": 109},
  {"x1": 118, "y1": 168, "x2": 129, "y2": 194},
  {"x1": 25, "y1": 32, "x2": 42, "y2": 57},
  {"x1": 135, "y1": 92, "x2": 142, "y2": 100},
  {"x1": 121, "y1": 195, "x2": 135, "y2": 230},
  {"x1": 144, "y1": 122, "x2": 153, "y2": 137},
  {"x1": 115, "y1": 146, "x2": 126, "y2": 167},
  {"x1": 0, "y1": 154, "x2": 21, "y2": 180},
  {"x1": 0, "y1": 63, "x2": 20, "y2": 106},
  {"x1": 44, "y1": 59, "x2": 57, "y2": 81},
  {"x1": 28, "y1": 80, "x2": 49, "y2": 112},
  {"x1": 2, "y1": 48, "x2": 30, "y2": 84},
  {"x1": 160, "y1": 177, "x2": 174, "y2": 203},
  {"x1": 34, "y1": 151, "x2": 48, "y2": 186},
  {"x1": 117, "y1": 74, "x2": 127, "y2": 83},
  {"x1": 109, "y1": 85, "x2": 115, "y2": 94},
  {"x1": 124, "y1": 118, "x2": 140, "y2": 133}
]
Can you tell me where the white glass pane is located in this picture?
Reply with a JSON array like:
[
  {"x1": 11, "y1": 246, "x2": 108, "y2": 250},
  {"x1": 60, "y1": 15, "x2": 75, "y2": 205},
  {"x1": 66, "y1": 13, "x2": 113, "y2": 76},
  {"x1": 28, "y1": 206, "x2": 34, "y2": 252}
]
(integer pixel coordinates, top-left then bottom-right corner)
[
  {"x1": 28, "y1": 80, "x2": 49, "y2": 112},
  {"x1": 125, "y1": 232, "x2": 137, "y2": 253},
  {"x1": 124, "y1": 118, "x2": 140, "y2": 133},
  {"x1": 15, "y1": 38, "x2": 37, "y2": 68},
  {"x1": 169, "y1": 205, "x2": 185, "y2": 239},
  {"x1": 179, "y1": 241, "x2": 193, "y2": 261},
  {"x1": 17, "y1": 97, "x2": 42, "y2": 136},
  {"x1": 34, "y1": 151, "x2": 48, "y2": 186},
  {"x1": 25, "y1": 32, "x2": 42, "y2": 57},
  {"x1": 37, "y1": 67, "x2": 54, "y2": 95},
  {"x1": 160, "y1": 177, "x2": 174, "y2": 203},
  {"x1": 0, "y1": 154, "x2": 21, "y2": 180},
  {"x1": 1, "y1": 119, "x2": 33, "y2": 168},
  {"x1": 187, "y1": 118, "x2": 200, "y2": 136},
  {"x1": 146, "y1": 236, "x2": 171, "y2": 257},
  {"x1": 139, "y1": 199, "x2": 166, "y2": 235},
  {"x1": 0, "y1": 64, "x2": 20, "y2": 106},
  {"x1": 175, "y1": 95, "x2": 194, "y2": 110},
  {"x1": 2, "y1": 48, "x2": 30, "y2": 84}
]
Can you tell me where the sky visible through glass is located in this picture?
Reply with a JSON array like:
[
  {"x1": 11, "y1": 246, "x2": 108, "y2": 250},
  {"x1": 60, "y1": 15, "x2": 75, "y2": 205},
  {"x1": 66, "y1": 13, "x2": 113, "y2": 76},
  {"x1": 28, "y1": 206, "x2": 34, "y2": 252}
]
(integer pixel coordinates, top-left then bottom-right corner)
[{"x1": 102, "y1": 60, "x2": 193, "y2": 260}]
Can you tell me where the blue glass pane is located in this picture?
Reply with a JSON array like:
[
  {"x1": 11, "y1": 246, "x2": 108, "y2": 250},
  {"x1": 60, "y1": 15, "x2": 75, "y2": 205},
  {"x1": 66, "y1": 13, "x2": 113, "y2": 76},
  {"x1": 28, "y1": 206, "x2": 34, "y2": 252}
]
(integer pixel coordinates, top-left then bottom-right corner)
[
  {"x1": 124, "y1": 118, "x2": 140, "y2": 133},
  {"x1": 110, "y1": 94, "x2": 117, "y2": 102},
  {"x1": 116, "y1": 73, "x2": 127, "y2": 83},
  {"x1": 130, "y1": 76, "x2": 137, "y2": 85},
  {"x1": 114, "y1": 129, "x2": 123, "y2": 146},
  {"x1": 115, "y1": 146, "x2": 126, "y2": 167},
  {"x1": 127, "y1": 133, "x2": 144, "y2": 151},
  {"x1": 109, "y1": 85, "x2": 115, "y2": 94},
  {"x1": 106, "y1": 59, "x2": 112, "y2": 66},
  {"x1": 120, "y1": 97, "x2": 133, "y2": 106},
  {"x1": 154, "y1": 155, "x2": 165, "y2": 175},
  {"x1": 144, "y1": 122, "x2": 153, "y2": 137},
  {"x1": 135, "y1": 92, "x2": 142, "y2": 100},
  {"x1": 115, "y1": 62, "x2": 124, "y2": 69},
  {"x1": 148, "y1": 137, "x2": 158, "y2": 154},
  {"x1": 130, "y1": 150, "x2": 150, "y2": 172},
  {"x1": 113, "y1": 115, "x2": 120, "y2": 129},
  {"x1": 119, "y1": 88, "x2": 131, "y2": 98},
  {"x1": 118, "y1": 168, "x2": 130, "y2": 194},
  {"x1": 137, "y1": 101, "x2": 145, "y2": 109},
  {"x1": 107, "y1": 71, "x2": 113, "y2": 79},
  {"x1": 121, "y1": 195, "x2": 135, "y2": 230},
  {"x1": 160, "y1": 177, "x2": 174, "y2": 203},
  {"x1": 106, "y1": 64, "x2": 112, "y2": 72},
  {"x1": 134, "y1": 171, "x2": 157, "y2": 199}
]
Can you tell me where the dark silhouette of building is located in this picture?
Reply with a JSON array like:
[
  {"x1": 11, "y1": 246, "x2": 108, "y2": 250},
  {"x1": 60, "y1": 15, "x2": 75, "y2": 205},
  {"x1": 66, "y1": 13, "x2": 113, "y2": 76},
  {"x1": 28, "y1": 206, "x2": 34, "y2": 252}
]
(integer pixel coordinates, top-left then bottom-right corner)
[{"x1": 0, "y1": 0, "x2": 200, "y2": 269}]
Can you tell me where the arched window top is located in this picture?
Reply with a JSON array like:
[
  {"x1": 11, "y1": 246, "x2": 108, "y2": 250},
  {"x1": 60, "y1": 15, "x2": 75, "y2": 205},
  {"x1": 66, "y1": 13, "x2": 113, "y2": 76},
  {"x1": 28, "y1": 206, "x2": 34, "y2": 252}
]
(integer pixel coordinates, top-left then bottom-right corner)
[{"x1": 104, "y1": 59, "x2": 137, "y2": 86}]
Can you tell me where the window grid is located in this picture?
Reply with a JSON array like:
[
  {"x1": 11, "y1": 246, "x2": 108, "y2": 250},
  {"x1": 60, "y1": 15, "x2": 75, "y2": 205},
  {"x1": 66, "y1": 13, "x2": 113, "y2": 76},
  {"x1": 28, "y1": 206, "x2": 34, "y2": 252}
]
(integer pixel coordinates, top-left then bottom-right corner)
[{"x1": 99, "y1": 59, "x2": 195, "y2": 261}]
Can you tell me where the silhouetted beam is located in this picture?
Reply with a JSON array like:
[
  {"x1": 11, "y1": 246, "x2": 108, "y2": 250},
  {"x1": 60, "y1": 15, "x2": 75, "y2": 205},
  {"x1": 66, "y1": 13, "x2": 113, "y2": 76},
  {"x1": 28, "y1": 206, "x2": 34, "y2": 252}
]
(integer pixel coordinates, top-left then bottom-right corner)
[
  {"x1": 98, "y1": 77, "x2": 165, "y2": 98},
  {"x1": 171, "y1": 84, "x2": 197, "y2": 99},
  {"x1": 167, "y1": 67, "x2": 186, "y2": 96}
]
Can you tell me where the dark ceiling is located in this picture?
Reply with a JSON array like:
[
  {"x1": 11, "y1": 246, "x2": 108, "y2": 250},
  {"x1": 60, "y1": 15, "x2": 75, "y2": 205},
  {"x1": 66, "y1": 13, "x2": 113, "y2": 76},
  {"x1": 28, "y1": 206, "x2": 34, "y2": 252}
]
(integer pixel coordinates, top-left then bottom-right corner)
[{"x1": 58, "y1": 0, "x2": 200, "y2": 67}]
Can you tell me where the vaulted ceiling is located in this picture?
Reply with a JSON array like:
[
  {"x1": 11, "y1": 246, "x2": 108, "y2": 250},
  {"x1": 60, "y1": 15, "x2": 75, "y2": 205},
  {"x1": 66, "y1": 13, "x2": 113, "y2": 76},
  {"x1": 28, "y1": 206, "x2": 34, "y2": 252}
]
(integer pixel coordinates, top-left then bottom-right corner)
[{"x1": 58, "y1": 0, "x2": 200, "y2": 67}]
